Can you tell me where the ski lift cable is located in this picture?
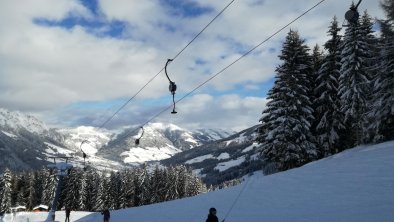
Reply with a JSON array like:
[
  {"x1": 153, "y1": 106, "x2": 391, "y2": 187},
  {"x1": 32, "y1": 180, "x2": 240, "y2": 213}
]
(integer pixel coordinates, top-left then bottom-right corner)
[
  {"x1": 94, "y1": 0, "x2": 236, "y2": 130},
  {"x1": 111, "y1": 0, "x2": 327, "y2": 144},
  {"x1": 175, "y1": 0, "x2": 328, "y2": 105},
  {"x1": 222, "y1": 176, "x2": 252, "y2": 221}
]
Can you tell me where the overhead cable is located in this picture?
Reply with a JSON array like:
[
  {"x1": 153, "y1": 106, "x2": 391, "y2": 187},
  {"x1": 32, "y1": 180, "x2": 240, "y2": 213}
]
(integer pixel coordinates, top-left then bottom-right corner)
[
  {"x1": 95, "y1": 0, "x2": 236, "y2": 130},
  {"x1": 113, "y1": 0, "x2": 327, "y2": 142}
]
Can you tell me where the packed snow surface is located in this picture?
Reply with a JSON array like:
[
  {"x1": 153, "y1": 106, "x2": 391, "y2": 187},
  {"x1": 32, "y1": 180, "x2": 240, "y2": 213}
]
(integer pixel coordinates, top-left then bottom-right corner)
[{"x1": 3, "y1": 141, "x2": 394, "y2": 222}]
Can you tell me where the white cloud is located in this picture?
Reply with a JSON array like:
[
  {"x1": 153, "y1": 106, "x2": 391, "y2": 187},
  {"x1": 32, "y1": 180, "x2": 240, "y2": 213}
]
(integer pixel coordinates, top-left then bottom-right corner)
[{"x1": 0, "y1": 0, "x2": 385, "y2": 131}]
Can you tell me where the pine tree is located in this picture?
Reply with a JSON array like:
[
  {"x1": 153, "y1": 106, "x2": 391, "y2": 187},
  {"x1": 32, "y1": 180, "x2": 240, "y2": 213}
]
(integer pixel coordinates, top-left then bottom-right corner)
[
  {"x1": 369, "y1": 5, "x2": 394, "y2": 141},
  {"x1": 95, "y1": 172, "x2": 110, "y2": 211},
  {"x1": 41, "y1": 168, "x2": 56, "y2": 208},
  {"x1": 339, "y1": 8, "x2": 372, "y2": 146},
  {"x1": 0, "y1": 169, "x2": 13, "y2": 214},
  {"x1": 27, "y1": 171, "x2": 43, "y2": 210},
  {"x1": 314, "y1": 16, "x2": 345, "y2": 157},
  {"x1": 61, "y1": 169, "x2": 82, "y2": 210},
  {"x1": 380, "y1": 0, "x2": 394, "y2": 22},
  {"x1": 119, "y1": 169, "x2": 135, "y2": 208},
  {"x1": 257, "y1": 30, "x2": 317, "y2": 171}
]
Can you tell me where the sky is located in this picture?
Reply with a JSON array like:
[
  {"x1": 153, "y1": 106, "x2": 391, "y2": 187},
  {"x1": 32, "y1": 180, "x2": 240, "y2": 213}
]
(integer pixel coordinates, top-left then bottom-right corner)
[
  {"x1": 0, "y1": 0, "x2": 386, "y2": 132},
  {"x1": 2, "y1": 140, "x2": 394, "y2": 222}
]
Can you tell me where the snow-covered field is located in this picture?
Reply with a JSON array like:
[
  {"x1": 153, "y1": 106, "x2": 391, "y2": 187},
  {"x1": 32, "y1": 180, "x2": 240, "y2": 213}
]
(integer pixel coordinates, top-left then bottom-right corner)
[{"x1": 2, "y1": 141, "x2": 394, "y2": 222}]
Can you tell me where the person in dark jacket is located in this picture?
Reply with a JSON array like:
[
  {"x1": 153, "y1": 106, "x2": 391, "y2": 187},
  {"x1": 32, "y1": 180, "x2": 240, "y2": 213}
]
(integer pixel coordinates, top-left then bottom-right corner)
[
  {"x1": 101, "y1": 209, "x2": 110, "y2": 222},
  {"x1": 65, "y1": 207, "x2": 71, "y2": 222},
  {"x1": 206, "y1": 207, "x2": 219, "y2": 222}
]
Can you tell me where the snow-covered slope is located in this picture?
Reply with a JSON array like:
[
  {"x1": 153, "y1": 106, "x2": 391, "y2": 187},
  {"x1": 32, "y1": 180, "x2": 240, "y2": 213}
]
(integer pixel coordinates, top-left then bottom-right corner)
[
  {"x1": 4, "y1": 141, "x2": 394, "y2": 222},
  {"x1": 161, "y1": 125, "x2": 261, "y2": 185},
  {"x1": 55, "y1": 126, "x2": 113, "y2": 154}
]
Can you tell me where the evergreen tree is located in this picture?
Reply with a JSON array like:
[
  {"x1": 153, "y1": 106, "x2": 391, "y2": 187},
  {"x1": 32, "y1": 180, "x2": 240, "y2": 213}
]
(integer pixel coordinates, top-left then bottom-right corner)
[
  {"x1": 95, "y1": 172, "x2": 110, "y2": 211},
  {"x1": 380, "y1": 0, "x2": 394, "y2": 22},
  {"x1": 257, "y1": 30, "x2": 317, "y2": 171},
  {"x1": 79, "y1": 170, "x2": 98, "y2": 211},
  {"x1": 108, "y1": 172, "x2": 122, "y2": 209},
  {"x1": 0, "y1": 169, "x2": 13, "y2": 214},
  {"x1": 314, "y1": 16, "x2": 345, "y2": 157},
  {"x1": 61, "y1": 169, "x2": 82, "y2": 210},
  {"x1": 27, "y1": 171, "x2": 43, "y2": 210},
  {"x1": 369, "y1": 6, "x2": 394, "y2": 141},
  {"x1": 339, "y1": 8, "x2": 372, "y2": 146},
  {"x1": 41, "y1": 168, "x2": 56, "y2": 208},
  {"x1": 119, "y1": 170, "x2": 135, "y2": 208}
]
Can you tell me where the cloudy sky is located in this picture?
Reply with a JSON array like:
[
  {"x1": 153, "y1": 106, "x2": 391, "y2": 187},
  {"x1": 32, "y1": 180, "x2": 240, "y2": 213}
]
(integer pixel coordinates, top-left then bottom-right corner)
[{"x1": 0, "y1": 0, "x2": 385, "y2": 132}]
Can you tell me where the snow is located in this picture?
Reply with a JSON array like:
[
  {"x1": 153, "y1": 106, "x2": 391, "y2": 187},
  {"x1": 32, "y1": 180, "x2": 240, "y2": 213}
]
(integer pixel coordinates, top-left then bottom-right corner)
[
  {"x1": 1, "y1": 130, "x2": 17, "y2": 138},
  {"x1": 0, "y1": 108, "x2": 48, "y2": 134},
  {"x1": 44, "y1": 143, "x2": 74, "y2": 156},
  {"x1": 3, "y1": 141, "x2": 394, "y2": 222},
  {"x1": 214, "y1": 156, "x2": 245, "y2": 172},
  {"x1": 216, "y1": 152, "x2": 230, "y2": 160},
  {"x1": 225, "y1": 133, "x2": 248, "y2": 146},
  {"x1": 241, "y1": 143, "x2": 257, "y2": 153},
  {"x1": 185, "y1": 154, "x2": 214, "y2": 164},
  {"x1": 121, "y1": 145, "x2": 182, "y2": 165}
]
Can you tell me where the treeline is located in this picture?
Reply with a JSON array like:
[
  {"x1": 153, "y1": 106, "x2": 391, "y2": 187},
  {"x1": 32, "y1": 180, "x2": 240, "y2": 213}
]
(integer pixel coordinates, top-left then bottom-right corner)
[
  {"x1": 0, "y1": 165, "x2": 206, "y2": 214},
  {"x1": 257, "y1": 1, "x2": 393, "y2": 172}
]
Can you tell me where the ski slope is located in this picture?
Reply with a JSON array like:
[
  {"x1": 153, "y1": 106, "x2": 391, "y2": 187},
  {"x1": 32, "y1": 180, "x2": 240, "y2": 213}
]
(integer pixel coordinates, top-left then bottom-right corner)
[{"x1": 2, "y1": 141, "x2": 394, "y2": 222}]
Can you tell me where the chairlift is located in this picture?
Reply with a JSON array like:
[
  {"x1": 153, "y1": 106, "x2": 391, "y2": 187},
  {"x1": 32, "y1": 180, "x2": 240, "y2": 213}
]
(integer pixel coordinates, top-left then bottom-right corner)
[
  {"x1": 135, "y1": 127, "x2": 144, "y2": 146},
  {"x1": 164, "y1": 59, "x2": 177, "y2": 114},
  {"x1": 344, "y1": 0, "x2": 362, "y2": 26},
  {"x1": 80, "y1": 140, "x2": 90, "y2": 171}
]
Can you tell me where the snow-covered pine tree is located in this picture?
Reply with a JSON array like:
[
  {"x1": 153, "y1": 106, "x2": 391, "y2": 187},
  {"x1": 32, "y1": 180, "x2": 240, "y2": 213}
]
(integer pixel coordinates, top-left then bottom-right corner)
[
  {"x1": 78, "y1": 170, "x2": 98, "y2": 211},
  {"x1": 358, "y1": 11, "x2": 380, "y2": 143},
  {"x1": 119, "y1": 169, "x2": 135, "y2": 208},
  {"x1": 369, "y1": 4, "x2": 394, "y2": 141},
  {"x1": 339, "y1": 6, "x2": 372, "y2": 146},
  {"x1": 61, "y1": 169, "x2": 82, "y2": 210},
  {"x1": 314, "y1": 16, "x2": 345, "y2": 157},
  {"x1": 40, "y1": 168, "x2": 56, "y2": 208},
  {"x1": 14, "y1": 173, "x2": 28, "y2": 208},
  {"x1": 27, "y1": 171, "x2": 42, "y2": 210},
  {"x1": 108, "y1": 171, "x2": 122, "y2": 209},
  {"x1": 185, "y1": 168, "x2": 206, "y2": 196},
  {"x1": 380, "y1": 0, "x2": 394, "y2": 22},
  {"x1": 257, "y1": 30, "x2": 317, "y2": 171},
  {"x1": 0, "y1": 169, "x2": 13, "y2": 214},
  {"x1": 94, "y1": 172, "x2": 110, "y2": 211}
]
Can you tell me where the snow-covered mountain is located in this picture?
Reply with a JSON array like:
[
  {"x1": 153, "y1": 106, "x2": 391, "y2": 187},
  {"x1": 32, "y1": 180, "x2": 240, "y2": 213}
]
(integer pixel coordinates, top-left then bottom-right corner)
[
  {"x1": 0, "y1": 108, "x2": 236, "y2": 173},
  {"x1": 161, "y1": 125, "x2": 262, "y2": 185},
  {"x1": 0, "y1": 108, "x2": 49, "y2": 135},
  {"x1": 98, "y1": 122, "x2": 235, "y2": 166}
]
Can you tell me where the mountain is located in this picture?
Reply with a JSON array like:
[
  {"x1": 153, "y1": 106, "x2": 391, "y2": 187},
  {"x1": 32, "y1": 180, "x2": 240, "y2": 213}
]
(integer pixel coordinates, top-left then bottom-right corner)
[
  {"x1": 160, "y1": 124, "x2": 263, "y2": 185},
  {"x1": 0, "y1": 108, "x2": 236, "y2": 174},
  {"x1": 0, "y1": 108, "x2": 122, "y2": 172},
  {"x1": 98, "y1": 122, "x2": 235, "y2": 166},
  {"x1": 3, "y1": 141, "x2": 394, "y2": 222}
]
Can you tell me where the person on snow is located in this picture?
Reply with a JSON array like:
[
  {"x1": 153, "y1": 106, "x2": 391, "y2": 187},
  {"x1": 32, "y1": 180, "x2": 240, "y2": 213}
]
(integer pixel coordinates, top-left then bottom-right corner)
[
  {"x1": 65, "y1": 207, "x2": 71, "y2": 222},
  {"x1": 101, "y1": 209, "x2": 110, "y2": 222},
  {"x1": 206, "y1": 207, "x2": 221, "y2": 222}
]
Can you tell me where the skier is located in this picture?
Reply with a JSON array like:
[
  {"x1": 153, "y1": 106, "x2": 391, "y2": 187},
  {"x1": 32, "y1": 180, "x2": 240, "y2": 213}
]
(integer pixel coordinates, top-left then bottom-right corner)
[
  {"x1": 101, "y1": 209, "x2": 110, "y2": 222},
  {"x1": 65, "y1": 207, "x2": 71, "y2": 222},
  {"x1": 206, "y1": 207, "x2": 222, "y2": 222}
]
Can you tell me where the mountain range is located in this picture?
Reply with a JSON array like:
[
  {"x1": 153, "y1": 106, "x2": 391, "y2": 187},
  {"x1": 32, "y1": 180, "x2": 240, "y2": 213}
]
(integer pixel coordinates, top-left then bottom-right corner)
[{"x1": 0, "y1": 108, "x2": 261, "y2": 185}]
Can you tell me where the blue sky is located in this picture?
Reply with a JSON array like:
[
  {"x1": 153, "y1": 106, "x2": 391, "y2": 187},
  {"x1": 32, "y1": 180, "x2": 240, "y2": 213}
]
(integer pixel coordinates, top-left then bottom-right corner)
[{"x1": 0, "y1": 0, "x2": 385, "y2": 131}]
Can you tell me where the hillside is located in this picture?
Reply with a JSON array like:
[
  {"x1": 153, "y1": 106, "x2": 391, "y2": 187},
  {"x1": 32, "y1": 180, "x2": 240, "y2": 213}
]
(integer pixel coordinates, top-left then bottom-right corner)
[{"x1": 3, "y1": 140, "x2": 394, "y2": 222}]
